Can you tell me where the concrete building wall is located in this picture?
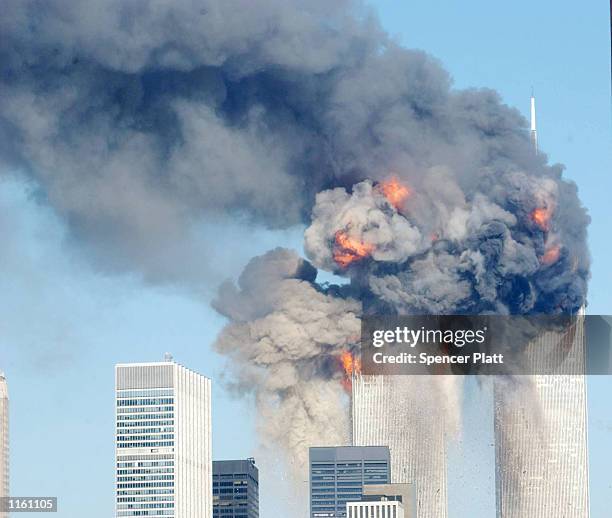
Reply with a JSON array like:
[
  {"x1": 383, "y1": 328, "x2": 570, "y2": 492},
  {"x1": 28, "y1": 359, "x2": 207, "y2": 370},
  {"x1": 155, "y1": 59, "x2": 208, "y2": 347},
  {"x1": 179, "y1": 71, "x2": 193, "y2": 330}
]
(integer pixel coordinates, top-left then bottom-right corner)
[
  {"x1": 115, "y1": 360, "x2": 212, "y2": 518},
  {"x1": 494, "y1": 314, "x2": 589, "y2": 517},
  {"x1": 352, "y1": 375, "x2": 448, "y2": 518}
]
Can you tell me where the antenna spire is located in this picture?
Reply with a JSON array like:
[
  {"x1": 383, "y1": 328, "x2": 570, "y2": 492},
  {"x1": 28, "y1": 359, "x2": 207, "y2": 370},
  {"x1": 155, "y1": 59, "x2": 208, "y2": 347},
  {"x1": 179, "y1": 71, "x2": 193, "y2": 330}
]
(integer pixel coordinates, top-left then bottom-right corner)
[{"x1": 530, "y1": 91, "x2": 538, "y2": 154}]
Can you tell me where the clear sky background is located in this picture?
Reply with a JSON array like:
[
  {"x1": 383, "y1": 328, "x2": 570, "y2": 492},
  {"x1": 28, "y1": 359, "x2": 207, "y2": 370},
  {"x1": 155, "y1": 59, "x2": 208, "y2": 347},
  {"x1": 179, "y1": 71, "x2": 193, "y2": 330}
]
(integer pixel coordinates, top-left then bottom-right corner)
[{"x1": 1, "y1": 1, "x2": 610, "y2": 517}]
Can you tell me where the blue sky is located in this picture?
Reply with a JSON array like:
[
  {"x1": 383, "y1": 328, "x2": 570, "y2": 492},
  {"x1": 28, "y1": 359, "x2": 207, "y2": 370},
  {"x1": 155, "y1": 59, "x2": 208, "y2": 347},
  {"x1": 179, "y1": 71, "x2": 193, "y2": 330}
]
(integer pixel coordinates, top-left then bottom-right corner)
[{"x1": 1, "y1": 1, "x2": 611, "y2": 516}]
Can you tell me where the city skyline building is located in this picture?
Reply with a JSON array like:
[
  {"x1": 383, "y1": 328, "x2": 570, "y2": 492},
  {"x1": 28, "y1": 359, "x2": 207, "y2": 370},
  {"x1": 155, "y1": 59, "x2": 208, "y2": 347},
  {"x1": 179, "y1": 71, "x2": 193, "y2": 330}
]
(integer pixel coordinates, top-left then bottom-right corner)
[
  {"x1": 213, "y1": 458, "x2": 259, "y2": 518},
  {"x1": 0, "y1": 373, "x2": 8, "y2": 518},
  {"x1": 494, "y1": 99, "x2": 589, "y2": 517},
  {"x1": 309, "y1": 446, "x2": 391, "y2": 518},
  {"x1": 115, "y1": 356, "x2": 212, "y2": 518},
  {"x1": 494, "y1": 313, "x2": 590, "y2": 517},
  {"x1": 351, "y1": 375, "x2": 448, "y2": 518}
]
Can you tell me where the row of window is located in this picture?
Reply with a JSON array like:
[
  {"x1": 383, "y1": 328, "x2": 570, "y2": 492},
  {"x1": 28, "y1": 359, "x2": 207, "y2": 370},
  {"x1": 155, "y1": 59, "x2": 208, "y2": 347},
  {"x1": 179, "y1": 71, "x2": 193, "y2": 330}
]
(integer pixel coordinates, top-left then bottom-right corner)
[
  {"x1": 117, "y1": 441, "x2": 174, "y2": 448},
  {"x1": 117, "y1": 503, "x2": 174, "y2": 510},
  {"x1": 118, "y1": 460, "x2": 174, "y2": 468},
  {"x1": 118, "y1": 420, "x2": 174, "y2": 428},
  {"x1": 117, "y1": 398, "x2": 174, "y2": 407},
  {"x1": 117, "y1": 406, "x2": 174, "y2": 414},
  {"x1": 118, "y1": 468, "x2": 174, "y2": 476},
  {"x1": 118, "y1": 496, "x2": 174, "y2": 503},
  {"x1": 117, "y1": 489, "x2": 174, "y2": 496},
  {"x1": 117, "y1": 511, "x2": 174, "y2": 516},
  {"x1": 118, "y1": 434, "x2": 174, "y2": 442},
  {"x1": 118, "y1": 413, "x2": 174, "y2": 421},
  {"x1": 117, "y1": 482, "x2": 174, "y2": 489},
  {"x1": 118, "y1": 475, "x2": 174, "y2": 483},
  {"x1": 117, "y1": 428, "x2": 174, "y2": 436},
  {"x1": 117, "y1": 389, "x2": 174, "y2": 398}
]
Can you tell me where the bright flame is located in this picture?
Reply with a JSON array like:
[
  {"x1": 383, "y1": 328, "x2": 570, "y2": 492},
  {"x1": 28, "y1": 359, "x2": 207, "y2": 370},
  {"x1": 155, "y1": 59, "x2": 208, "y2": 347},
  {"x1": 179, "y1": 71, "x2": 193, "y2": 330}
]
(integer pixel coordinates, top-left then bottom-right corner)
[
  {"x1": 531, "y1": 207, "x2": 553, "y2": 231},
  {"x1": 379, "y1": 176, "x2": 411, "y2": 210},
  {"x1": 541, "y1": 244, "x2": 561, "y2": 265},
  {"x1": 339, "y1": 351, "x2": 361, "y2": 392},
  {"x1": 333, "y1": 230, "x2": 375, "y2": 268},
  {"x1": 340, "y1": 350, "x2": 361, "y2": 376}
]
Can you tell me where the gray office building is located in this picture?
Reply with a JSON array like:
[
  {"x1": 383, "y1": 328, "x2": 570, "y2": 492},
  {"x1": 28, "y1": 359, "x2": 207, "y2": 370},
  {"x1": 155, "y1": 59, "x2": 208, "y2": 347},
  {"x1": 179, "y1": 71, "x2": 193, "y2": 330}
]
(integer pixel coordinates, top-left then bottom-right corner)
[
  {"x1": 310, "y1": 446, "x2": 391, "y2": 518},
  {"x1": 213, "y1": 458, "x2": 259, "y2": 518}
]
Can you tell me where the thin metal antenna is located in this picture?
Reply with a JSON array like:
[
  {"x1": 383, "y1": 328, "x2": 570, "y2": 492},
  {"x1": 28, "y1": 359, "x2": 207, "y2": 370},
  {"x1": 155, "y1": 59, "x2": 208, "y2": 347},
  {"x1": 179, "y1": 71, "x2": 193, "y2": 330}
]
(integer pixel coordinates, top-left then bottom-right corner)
[{"x1": 530, "y1": 91, "x2": 538, "y2": 154}]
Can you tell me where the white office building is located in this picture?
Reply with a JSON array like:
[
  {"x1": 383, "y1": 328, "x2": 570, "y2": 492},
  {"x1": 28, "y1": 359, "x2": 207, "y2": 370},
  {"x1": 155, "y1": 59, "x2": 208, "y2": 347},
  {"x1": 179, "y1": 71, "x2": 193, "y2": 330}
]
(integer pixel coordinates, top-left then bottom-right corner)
[
  {"x1": 0, "y1": 373, "x2": 8, "y2": 518},
  {"x1": 352, "y1": 375, "x2": 448, "y2": 518},
  {"x1": 346, "y1": 500, "x2": 404, "y2": 518},
  {"x1": 115, "y1": 357, "x2": 212, "y2": 518},
  {"x1": 494, "y1": 314, "x2": 589, "y2": 517}
]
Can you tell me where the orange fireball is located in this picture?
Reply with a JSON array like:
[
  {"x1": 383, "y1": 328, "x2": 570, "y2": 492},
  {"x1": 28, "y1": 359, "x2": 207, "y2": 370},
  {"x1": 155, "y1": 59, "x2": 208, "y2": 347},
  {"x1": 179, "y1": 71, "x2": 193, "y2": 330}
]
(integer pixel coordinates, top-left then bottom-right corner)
[
  {"x1": 333, "y1": 230, "x2": 375, "y2": 268},
  {"x1": 379, "y1": 176, "x2": 411, "y2": 210},
  {"x1": 531, "y1": 207, "x2": 553, "y2": 231}
]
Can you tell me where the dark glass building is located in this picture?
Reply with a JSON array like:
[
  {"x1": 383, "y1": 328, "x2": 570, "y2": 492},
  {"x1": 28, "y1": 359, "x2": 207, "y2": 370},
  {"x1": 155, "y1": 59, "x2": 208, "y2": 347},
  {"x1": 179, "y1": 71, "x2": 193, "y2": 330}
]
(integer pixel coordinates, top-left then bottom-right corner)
[
  {"x1": 309, "y1": 446, "x2": 391, "y2": 518},
  {"x1": 212, "y1": 458, "x2": 259, "y2": 518}
]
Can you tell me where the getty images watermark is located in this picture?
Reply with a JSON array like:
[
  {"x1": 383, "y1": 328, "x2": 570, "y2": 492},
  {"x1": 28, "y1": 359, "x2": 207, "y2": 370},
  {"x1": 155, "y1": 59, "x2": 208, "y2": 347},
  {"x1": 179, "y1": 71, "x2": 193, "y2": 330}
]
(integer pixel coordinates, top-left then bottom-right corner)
[
  {"x1": 0, "y1": 497, "x2": 58, "y2": 512},
  {"x1": 360, "y1": 315, "x2": 612, "y2": 375}
]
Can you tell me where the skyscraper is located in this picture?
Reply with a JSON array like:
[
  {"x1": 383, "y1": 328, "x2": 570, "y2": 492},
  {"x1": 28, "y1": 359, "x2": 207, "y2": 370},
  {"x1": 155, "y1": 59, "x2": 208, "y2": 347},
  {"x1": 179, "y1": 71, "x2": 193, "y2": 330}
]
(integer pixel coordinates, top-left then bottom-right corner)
[
  {"x1": 115, "y1": 357, "x2": 212, "y2": 518},
  {"x1": 309, "y1": 446, "x2": 390, "y2": 518},
  {"x1": 0, "y1": 373, "x2": 8, "y2": 518},
  {"x1": 494, "y1": 314, "x2": 589, "y2": 517},
  {"x1": 352, "y1": 375, "x2": 448, "y2": 518},
  {"x1": 212, "y1": 458, "x2": 259, "y2": 518}
]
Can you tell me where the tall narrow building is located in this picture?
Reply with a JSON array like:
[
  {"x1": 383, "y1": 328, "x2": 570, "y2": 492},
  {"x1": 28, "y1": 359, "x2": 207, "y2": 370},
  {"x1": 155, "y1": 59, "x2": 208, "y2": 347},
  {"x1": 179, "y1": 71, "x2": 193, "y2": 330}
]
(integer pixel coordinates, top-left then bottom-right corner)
[
  {"x1": 212, "y1": 458, "x2": 259, "y2": 518},
  {"x1": 352, "y1": 375, "x2": 448, "y2": 518},
  {"x1": 115, "y1": 356, "x2": 212, "y2": 518},
  {"x1": 0, "y1": 373, "x2": 8, "y2": 518},
  {"x1": 494, "y1": 313, "x2": 589, "y2": 517}
]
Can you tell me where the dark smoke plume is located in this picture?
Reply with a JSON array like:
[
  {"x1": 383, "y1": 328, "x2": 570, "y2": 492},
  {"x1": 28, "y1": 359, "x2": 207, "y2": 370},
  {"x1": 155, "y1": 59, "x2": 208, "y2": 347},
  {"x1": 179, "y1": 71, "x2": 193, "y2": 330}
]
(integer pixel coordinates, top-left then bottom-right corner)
[{"x1": 1, "y1": 0, "x2": 584, "y2": 280}]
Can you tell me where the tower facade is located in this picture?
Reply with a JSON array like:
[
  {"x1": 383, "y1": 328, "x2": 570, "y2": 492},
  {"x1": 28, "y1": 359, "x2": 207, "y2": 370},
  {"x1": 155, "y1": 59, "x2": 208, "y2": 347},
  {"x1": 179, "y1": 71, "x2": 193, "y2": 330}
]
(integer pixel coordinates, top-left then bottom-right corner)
[
  {"x1": 212, "y1": 458, "x2": 259, "y2": 518},
  {"x1": 351, "y1": 376, "x2": 448, "y2": 518},
  {"x1": 0, "y1": 373, "x2": 8, "y2": 518},
  {"x1": 494, "y1": 315, "x2": 589, "y2": 517},
  {"x1": 115, "y1": 359, "x2": 212, "y2": 518}
]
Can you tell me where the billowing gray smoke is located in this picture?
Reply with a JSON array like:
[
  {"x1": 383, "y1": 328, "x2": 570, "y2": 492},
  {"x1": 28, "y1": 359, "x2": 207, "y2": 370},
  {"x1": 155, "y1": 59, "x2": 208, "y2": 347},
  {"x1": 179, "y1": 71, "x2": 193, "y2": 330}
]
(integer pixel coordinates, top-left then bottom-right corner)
[
  {"x1": 305, "y1": 172, "x2": 588, "y2": 315},
  {"x1": 0, "y1": 0, "x2": 590, "y2": 507},
  {"x1": 213, "y1": 248, "x2": 360, "y2": 475},
  {"x1": 1, "y1": 0, "x2": 579, "y2": 279}
]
